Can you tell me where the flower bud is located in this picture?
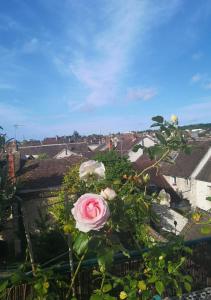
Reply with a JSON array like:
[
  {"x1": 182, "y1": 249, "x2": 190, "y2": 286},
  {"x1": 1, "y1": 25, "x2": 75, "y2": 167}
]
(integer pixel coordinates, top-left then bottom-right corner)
[
  {"x1": 100, "y1": 187, "x2": 117, "y2": 200},
  {"x1": 119, "y1": 291, "x2": 128, "y2": 299},
  {"x1": 192, "y1": 212, "x2": 201, "y2": 222},
  {"x1": 171, "y1": 114, "x2": 178, "y2": 124},
  {"x1": 143, "y1": 173, "x2": 150, "y2": 184}
]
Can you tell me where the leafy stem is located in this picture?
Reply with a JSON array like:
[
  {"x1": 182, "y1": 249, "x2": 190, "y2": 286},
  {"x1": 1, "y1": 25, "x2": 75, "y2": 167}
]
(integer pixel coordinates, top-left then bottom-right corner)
[
  {"x1": 65, "y1": 248, "x2": 88, "y2": 299},
  {"x1": 100, "y1": 272, "x2": 106, "y2": 293},
  {"x1": 137, "y1": 149, "x2": 170, "y2": 178}
]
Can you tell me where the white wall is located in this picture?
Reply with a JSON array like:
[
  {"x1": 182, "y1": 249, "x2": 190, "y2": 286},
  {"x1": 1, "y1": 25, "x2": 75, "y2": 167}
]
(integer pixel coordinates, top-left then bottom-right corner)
[
  {"x1": 164, "y1": 175, "x2": 211, "y2": 211},
  {"x1": 128, "y1": 137, "x2": 155, "y2": 162},
  {"x1": 195, "y1": 180, "x2": 211, "y2": 210}
]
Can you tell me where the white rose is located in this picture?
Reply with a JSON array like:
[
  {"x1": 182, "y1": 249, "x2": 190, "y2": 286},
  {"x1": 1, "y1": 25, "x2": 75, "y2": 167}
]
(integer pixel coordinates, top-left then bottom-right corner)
[
  {"x1": 159, "y1": 189, "x2": 171, "y2": 207},
  {"x1": 100, "y1": 187, "x2": 117, "y2": 200},
  {"x1": 79, "y1": 160, "x2": 105, "y2": 180},
  {"x1": 170, "y1": 114, "x2": 178, "y2": 124}
]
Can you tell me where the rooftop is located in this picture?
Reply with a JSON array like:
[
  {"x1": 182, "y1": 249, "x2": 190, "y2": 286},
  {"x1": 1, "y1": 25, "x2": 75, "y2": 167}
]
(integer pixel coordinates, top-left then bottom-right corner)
[
  {"x1": 161, "y1": 141, "x2": 211, "y2": 178},
  {"x1": 17, "y1": 156, "x2": 83, "y2": 191}
]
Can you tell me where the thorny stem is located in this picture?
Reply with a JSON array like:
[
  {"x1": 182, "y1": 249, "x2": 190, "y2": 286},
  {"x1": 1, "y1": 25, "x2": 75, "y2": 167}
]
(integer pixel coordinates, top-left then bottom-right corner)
[
  {"x1": 64, "y1": 193, "x2": 75, "y2": 296},
  {"x1": 65, "y1": 249, "x2": 88, "y2": 299},
  {"x1": 137, "y1": 149, "x2": 170, "y2": 178}
]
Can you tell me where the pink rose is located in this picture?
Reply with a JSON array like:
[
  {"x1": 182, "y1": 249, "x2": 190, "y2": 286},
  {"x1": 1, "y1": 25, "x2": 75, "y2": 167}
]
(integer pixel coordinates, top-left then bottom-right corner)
[{"x1": 71, "y1": 193, "x2": 110, "y2": 233}]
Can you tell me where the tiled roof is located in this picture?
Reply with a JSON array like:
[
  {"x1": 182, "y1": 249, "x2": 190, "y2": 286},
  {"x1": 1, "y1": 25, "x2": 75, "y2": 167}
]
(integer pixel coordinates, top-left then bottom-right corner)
[
  {"x1": 196, "y1": 157, "x2": 211, "y2": 182},
  {"x1": 19, "y1": 142, "x2": 90, "y2": 158},
  {"x1": 161, "y1": 141, "x2": 211, "y2": 178},
  {"x1": 115, "y1": 134, "x2": 142, "y2": 153},
  {"x1": 17, "y1": 156, "x2": 83, "y2": 190}
]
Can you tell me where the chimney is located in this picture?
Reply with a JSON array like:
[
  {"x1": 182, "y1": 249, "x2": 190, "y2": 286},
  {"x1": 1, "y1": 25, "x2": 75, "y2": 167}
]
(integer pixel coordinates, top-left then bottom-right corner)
[
  {"x1": 108, "y1": 139, "x2": 113, "y2": 151},
  {"x1": 8, "y1": 153, "x2": 16, "y2": 183},
  {"x1": 8, "y1": 140, "x2": 18, "y2": 153}
]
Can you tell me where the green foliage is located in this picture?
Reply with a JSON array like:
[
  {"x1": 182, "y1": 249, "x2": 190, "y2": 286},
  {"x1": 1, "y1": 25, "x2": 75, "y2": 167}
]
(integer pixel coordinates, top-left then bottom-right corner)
[
  {"x1": 180, "y1": 123, "x2": 211, "y2": 130},
  {"x1": 0, "y1": 126, "x2": 15, "y2": 227},
  {"x1": 73, "y1": 232, "x2": 89, "y2": 256},
  {"x1": 37, "y1": 153, "x2": 49, "y2": 160},
  {"x1": 94, "y1": 150, "x2": 134, "y2": 184},
  {"x1": 133, "y1": 115, "x2": 190, "y2": 163}
]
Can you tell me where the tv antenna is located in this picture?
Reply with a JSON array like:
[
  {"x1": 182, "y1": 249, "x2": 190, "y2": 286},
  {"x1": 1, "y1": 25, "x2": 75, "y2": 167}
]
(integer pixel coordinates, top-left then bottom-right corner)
[{"x1": 13, "y1": 124, "x2": 24, "y2": 139}]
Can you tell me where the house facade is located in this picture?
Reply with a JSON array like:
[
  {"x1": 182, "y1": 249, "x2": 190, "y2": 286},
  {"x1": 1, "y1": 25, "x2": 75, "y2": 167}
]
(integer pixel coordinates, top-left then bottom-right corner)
[{"x1": 162, "y1": 141, "x2": 211, "y2": 211}]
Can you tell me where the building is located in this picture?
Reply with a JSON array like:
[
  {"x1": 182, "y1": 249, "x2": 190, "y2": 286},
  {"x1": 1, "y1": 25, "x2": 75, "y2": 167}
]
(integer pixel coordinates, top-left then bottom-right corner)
[{"x1": 162, "y1": 141, "x2": 211, "y2": 211}]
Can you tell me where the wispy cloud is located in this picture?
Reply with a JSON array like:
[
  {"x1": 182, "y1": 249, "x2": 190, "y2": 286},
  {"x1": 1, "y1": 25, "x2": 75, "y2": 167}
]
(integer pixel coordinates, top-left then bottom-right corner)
[
  {"x1": 191, "y1": 73, "x2": 202, "y2": 83},
  {"x1": 0, "y1": 83, "x2": 15, "y2": 90},
  {"x1": 56, "y1": 0, "x2": 182, "y2": 111},
  {"x1": 0, "y1": 14, "x2": 23, "y2": 31},
  {"x1": 190, "y1": 72, "x2": 211, "y2": 89},
  {"x1": 203, "y1": 82, "x2": 211, "y2": 90},
  {"x1": 192, "y1": 51, "x2": 203, "y2": 60},
  {"x1": 178, "y1": 100, "x2": 211, "y2": 124},
  {"x1": 126, "y1": 87, "x2": 157, "y2": 101},
  {"x1": 22, "y1": 37, "x2": 39, "y2": 53}
]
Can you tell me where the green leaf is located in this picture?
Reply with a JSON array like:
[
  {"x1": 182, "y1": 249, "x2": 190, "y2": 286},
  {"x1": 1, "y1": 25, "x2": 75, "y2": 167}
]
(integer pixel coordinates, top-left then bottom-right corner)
[
  {"x1": 103, "y1": 295, "x2": 117, "y2": 300},
  {"x1": 127, "y1": 290, "x2": 137, "y2": 300},
  {"x1": 97, "y1": 248, "x2": 114, "y2": 270},
  {"x1": 206, "y1": 196, "x2": 211, "y2": 201},
  {"x1": 90, "y1": 294, "x2": 102, "y2": 300},
  {"x1": 133, "y1": 144, "x2": 144, "y2": 152},
  {"x1": 183, "y1": 275, "x2": 193, "y2": 283},
  {"x1": 147, "y1": 275, "x2": 157, "y2": 283},
  {"x1": 11, "y1": 272, "x2": 23, "y2": 284},
  {"x1": 0, "y1": 280, "x2": 8, "y2": 293},
  {"x1": 184, "y1": 282, "x2": 191, "y2": 292},
  {"x1": 113, "y1": 179, "x2": 121, "y2": 185},
  {"x1": 167, "y1": 263, "x2": 174, "y2": 274},
  {"x1": 155, "y1": 281, "x2": 164, "y2": 295},
  {"x1": 201, "y1": 225, "x2": 211, "y2": 235},
  {"x1": 102, "y1": 283, "x2": 112, "y2": 293},
  {"x1": 176, "y1": 287, "x2": 182, "y2": 297},
  {"x1": 155, "y1": 132, "x2": 166, "y2": 145},
  {"x1": 152, "y1": 116, "x2": 164, "y2": 123},
  {"x1": 73, "y1": 232, "x2": 89, "y2": 255}
]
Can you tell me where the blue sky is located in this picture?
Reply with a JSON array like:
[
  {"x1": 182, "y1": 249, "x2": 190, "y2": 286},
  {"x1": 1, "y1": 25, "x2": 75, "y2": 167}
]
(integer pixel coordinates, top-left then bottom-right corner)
[{"x1": 1, "y1": 0, "x2": 211, "y2": 139}]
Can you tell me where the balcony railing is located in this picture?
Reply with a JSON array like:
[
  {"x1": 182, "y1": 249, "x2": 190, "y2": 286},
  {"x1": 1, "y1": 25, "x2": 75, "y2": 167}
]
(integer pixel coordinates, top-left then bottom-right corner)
[{"x1": 1, "y1": 237, "x2": 211, "y2": 300}]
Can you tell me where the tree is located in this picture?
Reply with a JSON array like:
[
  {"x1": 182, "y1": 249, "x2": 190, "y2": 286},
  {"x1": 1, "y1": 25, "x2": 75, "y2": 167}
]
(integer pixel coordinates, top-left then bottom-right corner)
[
  {"x1": 0, "y1": 127, "x2": 15, "y2": 226},
  {"x1": 72, "y1": 130, "x2": 80, "y2": 141}
]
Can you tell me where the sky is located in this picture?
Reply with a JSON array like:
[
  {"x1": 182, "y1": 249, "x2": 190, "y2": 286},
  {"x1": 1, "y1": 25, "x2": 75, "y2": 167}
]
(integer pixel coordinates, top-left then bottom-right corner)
[{"x1": 1, "y1": 0, "x2": 211, "y2": 140}]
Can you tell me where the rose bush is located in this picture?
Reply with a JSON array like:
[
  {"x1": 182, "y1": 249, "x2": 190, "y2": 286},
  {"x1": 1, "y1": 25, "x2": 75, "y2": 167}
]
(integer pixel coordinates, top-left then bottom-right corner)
[{"x1": 1, "y1": 116, "x2": 194, "y2": 300}]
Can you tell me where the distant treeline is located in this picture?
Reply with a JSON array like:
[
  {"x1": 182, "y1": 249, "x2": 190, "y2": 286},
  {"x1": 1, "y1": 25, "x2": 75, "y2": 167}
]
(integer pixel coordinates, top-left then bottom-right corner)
[{"x1": 179, "y1": 123, "x2": 211, "y2": 130}]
